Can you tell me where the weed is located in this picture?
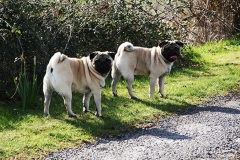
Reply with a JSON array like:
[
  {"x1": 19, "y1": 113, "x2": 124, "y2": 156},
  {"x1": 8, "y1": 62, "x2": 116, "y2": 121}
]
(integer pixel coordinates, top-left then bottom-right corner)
[{"x1": 13, "y1": 56, "x2": 40, "y2": 110}]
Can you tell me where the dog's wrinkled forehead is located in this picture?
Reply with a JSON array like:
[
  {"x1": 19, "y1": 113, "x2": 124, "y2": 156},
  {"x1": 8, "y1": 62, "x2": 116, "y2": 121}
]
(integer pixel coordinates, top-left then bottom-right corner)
[
  {"x1": 159, "y1": 40, "x2": 184, "y2": 49},
  {"x1": 90, "y1": 51, "x2": 115, "y2": 61},
  {"x1": 95, "y1": 52, "x2": 109, "y2": 59}
]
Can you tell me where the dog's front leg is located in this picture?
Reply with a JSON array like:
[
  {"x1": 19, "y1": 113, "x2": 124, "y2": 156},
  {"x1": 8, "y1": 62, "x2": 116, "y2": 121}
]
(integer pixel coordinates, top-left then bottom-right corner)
[
  {"x1": 92, "y1": 91, "x2": 102, "y2": 117},
  {"x1": 149, "y1": 77, "x2": 157, "y2": 98},
  {"x1": 83, "y1": 93, "x2": 92, "y2": 112},
  {"x1": 158, "y1": 76, "x2": 166, "y2": 98}
]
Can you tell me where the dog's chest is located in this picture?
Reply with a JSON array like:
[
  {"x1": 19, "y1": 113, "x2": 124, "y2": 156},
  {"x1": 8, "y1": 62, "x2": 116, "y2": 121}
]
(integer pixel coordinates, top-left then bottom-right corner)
[
  {"x1": 160, "y1": 64, "x2": 172, "y2": 75},
  {"x1": 134, "y1": 68, "x2": 150, "y2": 75},
  {"x1": 71, "y1": 84, "x2": 91, "y2": 93}
]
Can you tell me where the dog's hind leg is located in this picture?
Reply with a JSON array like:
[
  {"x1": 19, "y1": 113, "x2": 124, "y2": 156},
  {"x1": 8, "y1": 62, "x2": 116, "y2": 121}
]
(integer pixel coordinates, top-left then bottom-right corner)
[
  {"x1": 43, "y1": 88, "x2": 53, "y2": 116},
  {"x1": 83, "y1": 93, "x2": 92, "y2": 113},
  {"x1": 125, "y1": 74, "x2": 137, "y2": 99},
  {"x1": 111, "y1": 69, "x2": 122, "y2": 96},
  {"x1": 62, "y1": 92, "x2": 76, "y2": 117}
]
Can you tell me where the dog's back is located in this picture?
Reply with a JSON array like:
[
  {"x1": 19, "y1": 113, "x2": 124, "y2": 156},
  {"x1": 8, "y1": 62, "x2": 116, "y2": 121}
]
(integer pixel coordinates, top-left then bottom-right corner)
[
  {"x1": 115, "y1": 42, "x2": 153, "y2": 75},
  {"x1": 43, "y1": 52, "x2": 73, "y2": 93},
  {"x1": 116, "y1": 42, "x2": 152, "y2": 60}
]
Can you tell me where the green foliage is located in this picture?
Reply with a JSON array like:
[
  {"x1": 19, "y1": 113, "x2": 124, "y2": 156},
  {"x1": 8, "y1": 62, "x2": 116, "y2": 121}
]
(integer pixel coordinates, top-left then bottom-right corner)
[
  {"x1": 190, "y1": 39, "x2": 240, "y2": 55},
  {"x1": 0, "y1": 0, "x2": 178, "y2": 101},
  {"x1": 14, "y1": 62, "x2": 27, "y2": 110},
  {"x1": 13, "y1": 56, "x2": 39, "y2": 110},
  {"x1": 0, "y1": 0, "x2": 239, "y2": 102},
  {"x1": 173, "y1": 45, "x2": 205, "y2": 70}
]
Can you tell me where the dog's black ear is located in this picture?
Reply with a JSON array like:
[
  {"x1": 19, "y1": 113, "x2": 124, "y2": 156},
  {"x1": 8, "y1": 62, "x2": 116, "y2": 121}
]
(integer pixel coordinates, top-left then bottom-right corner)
[
  {"x1": 158, "y1": 40, "x2": 169, "y2": 47},
  {"x1": 176, "y1": 41, "x2": 184, "y2": 47},
  {"x1": 90, "y1": 51, "x2": 98, "y2": 60},
  {"x1": 107, "y1": 51, "x2": 115, "y2": 60}
]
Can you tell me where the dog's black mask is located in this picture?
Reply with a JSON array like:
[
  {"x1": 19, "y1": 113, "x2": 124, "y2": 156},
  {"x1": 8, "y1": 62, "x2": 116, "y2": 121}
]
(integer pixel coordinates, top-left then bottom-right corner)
[
  {"x1": 159, "y1": 40, "x2": 184, "y2": 63},
  {"x1": 90, "y1": 51, "x2": 115, "y2": 75}
]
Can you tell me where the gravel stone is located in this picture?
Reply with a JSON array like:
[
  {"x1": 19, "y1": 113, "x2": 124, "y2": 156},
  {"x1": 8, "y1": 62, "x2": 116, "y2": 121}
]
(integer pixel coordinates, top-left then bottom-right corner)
[{"x1": 44, "y1": 92, "x2": 240, "y2": 160}]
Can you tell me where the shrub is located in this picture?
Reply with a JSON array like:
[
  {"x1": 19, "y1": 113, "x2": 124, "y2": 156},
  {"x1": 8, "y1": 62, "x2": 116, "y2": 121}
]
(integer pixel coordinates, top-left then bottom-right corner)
[
  {"x1": 0, "y1": 0, "x2": 176, "y2": 102},
  {"x1": 0, "y1": 0, "x2": 238, "y2": 103}
]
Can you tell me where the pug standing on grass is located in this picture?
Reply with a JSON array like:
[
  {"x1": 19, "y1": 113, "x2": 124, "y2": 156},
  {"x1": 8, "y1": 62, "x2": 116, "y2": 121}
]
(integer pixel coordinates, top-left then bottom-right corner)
[
  {"x1": 111, "y1": 40, "x2": 184, "y2": 99},
  {"x1": 43, "y1": 51, "x2": 115, "y2": 117}
]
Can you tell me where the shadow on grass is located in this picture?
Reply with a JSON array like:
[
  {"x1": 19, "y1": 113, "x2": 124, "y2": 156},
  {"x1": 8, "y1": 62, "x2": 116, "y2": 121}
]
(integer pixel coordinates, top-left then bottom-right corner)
[
  {"x1": 45, "y1": 91, "x2": 195, "y2": 139},
  {"x1": 0, "y1": 58, "x2": 238, "y2": 145},
  {"x1": 1, "y1": 80, "x2": 240, "y2": 159},
  {"x1": 0, "y1": 102, "x2": 39, "y2": 131},
  {"x1": 171, "y1": 62, "x2": 213, "y2": 77},
  {"x1": 0, "y1": 45, "x2": 206, "y2": 132}
]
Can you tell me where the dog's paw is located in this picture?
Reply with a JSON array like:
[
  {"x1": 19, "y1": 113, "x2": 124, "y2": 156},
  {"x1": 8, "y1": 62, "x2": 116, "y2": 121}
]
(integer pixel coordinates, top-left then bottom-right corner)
[
  {"x1": 112, "y1": 91, "x2": 118, "y2": 97},
  {"x1": 97, "y1": 115, "x2": 104, "y2": 120},
  {"x1": 131, "y1": 96, "x2": 138, "y2": 100},
  {"x1": 113, "y1": 93, "x2": 118, "y2": 97},
  {"x1": 95, "y1": 112, "x2": 103, "y2": 117},
  {"x1": 44, "y1": 113, "x2": 50, "y2": 116},
  {"x1": 83, "y1": 109, "x2": 90, "y2": 113},
  {"x1": 161, "y1": 95, "x2": 167, "y2": 98},
  {"x1": 68, "y1": 113, "x2": 77, "y2": 117}
]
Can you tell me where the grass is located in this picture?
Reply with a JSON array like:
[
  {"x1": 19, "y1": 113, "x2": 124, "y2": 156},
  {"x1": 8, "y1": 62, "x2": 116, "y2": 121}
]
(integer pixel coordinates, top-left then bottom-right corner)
[{"x1": 1, "y1": 39, "x2": 240, "y2": 159}]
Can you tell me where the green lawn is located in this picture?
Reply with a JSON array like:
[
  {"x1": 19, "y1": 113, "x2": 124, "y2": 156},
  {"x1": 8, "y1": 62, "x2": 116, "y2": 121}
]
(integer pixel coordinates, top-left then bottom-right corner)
[{"x1": 0, "y1": 40, "x2": 240, "y2": 159}]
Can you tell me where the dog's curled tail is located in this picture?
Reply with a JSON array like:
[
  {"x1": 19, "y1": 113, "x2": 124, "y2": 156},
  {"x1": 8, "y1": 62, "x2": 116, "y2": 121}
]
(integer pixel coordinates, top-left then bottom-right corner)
[
  {"x1": 46, "y1": 52, "x2": 68, "y2": 73},
  {"x1": 49, "y1": 52, "x2": 68, "y2": 65},
  {"x1": 116, "y1": 42, "x2": 134, "y2": 58},
  {"x1": 122, "y1": 42, "x2": 134, "y2": 52}
]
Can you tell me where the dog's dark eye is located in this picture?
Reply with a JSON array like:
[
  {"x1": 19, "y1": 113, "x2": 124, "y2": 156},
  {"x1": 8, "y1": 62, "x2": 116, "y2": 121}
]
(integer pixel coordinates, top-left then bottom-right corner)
[
  {"x1": 106, "y1": 59, "x2": 111, "y2": 63},
  {"x1": 95, "y1": 60, "x2": 101, "y2": 65}
]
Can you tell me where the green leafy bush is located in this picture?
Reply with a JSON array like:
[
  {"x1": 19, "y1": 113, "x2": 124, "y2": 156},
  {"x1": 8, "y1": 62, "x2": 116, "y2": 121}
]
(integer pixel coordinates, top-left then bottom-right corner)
[
  {"x1": 0, "y1": 0, "x2": 238, "y2": 102},
  {"x1": 0, "y1": 0, "x2": 177, "y2": 102}
]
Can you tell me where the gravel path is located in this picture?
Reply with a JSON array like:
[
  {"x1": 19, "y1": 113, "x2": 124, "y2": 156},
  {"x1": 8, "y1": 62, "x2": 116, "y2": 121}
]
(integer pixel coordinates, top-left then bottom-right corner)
[{"x1": 44, "y1": 92, "x2": 240, "y2": 160}]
